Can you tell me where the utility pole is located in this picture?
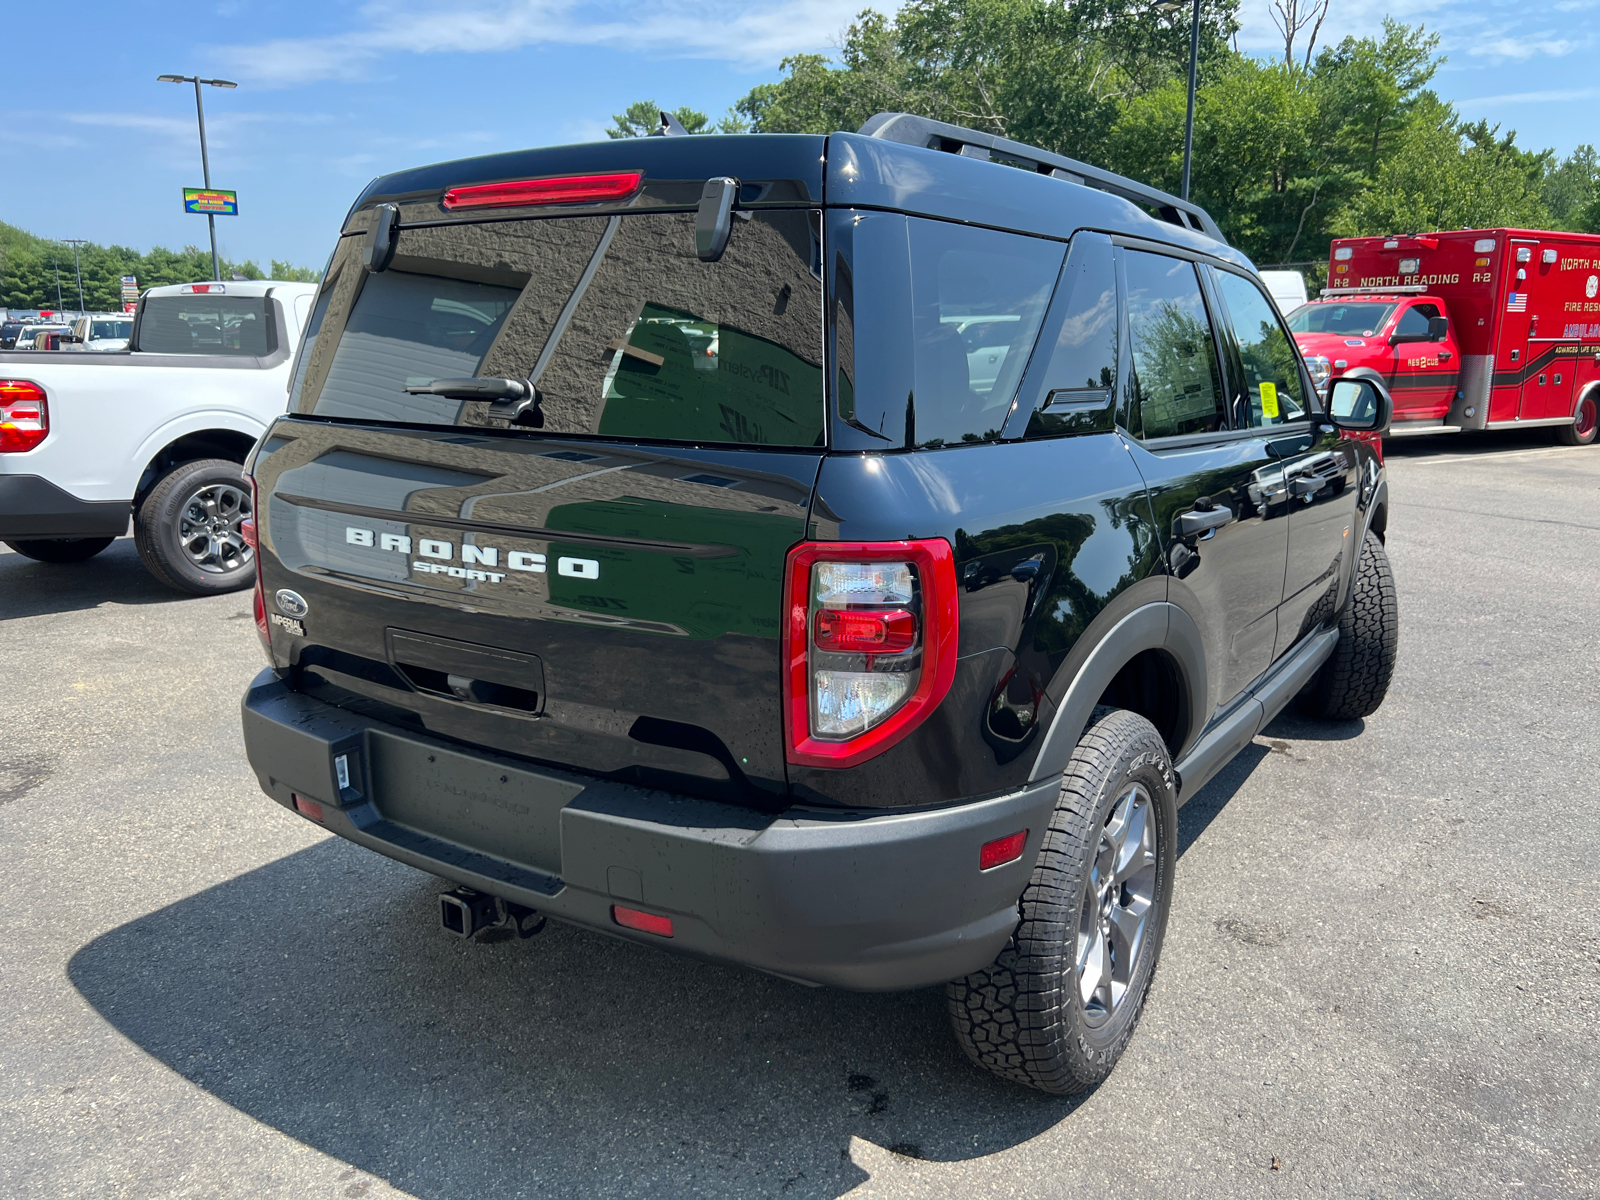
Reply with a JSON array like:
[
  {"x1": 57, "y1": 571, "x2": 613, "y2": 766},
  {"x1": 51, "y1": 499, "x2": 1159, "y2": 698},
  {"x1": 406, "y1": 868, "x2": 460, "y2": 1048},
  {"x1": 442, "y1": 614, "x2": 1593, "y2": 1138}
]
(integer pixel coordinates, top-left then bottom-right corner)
[
  {"x1": 62, "y1": 239, "x2": 88, "y2": 314},
  {"x1": 1182, "y1": 0, "x2": 1201, "y2": 202},
  {"x1": 157, "y1": 74, "x2": 238, "y2": 281}
]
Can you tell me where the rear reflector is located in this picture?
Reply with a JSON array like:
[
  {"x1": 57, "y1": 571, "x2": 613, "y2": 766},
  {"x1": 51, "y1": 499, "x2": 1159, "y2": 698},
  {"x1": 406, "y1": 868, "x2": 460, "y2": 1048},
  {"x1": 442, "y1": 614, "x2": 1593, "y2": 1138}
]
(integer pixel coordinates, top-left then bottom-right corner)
[
  {"x1": 0, "y1": 380, "x2": 48, "y2": 453},
  {"x1": 239, "y1": 517, "x2": 257, "y2": 549},
  {"x1": 442, "y1": 172, "x2": 643, "y2": 211},
  {"x1": 979, "y1": 829, "x2": 1028, "y2": 871},
  {"x1": 612, "y1": 905, "x2": 674, "y2": 937},
  {"x1": 292, "y1": 794, "x2": 324, "y2": 822}
]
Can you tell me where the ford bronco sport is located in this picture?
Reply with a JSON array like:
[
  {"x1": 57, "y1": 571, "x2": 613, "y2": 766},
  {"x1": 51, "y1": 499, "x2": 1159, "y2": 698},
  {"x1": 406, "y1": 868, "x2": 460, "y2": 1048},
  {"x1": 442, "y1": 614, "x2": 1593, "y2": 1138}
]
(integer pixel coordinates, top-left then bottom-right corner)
[{"x1": 240, "y1": 114, "x2": 1397, "y2": 1095}]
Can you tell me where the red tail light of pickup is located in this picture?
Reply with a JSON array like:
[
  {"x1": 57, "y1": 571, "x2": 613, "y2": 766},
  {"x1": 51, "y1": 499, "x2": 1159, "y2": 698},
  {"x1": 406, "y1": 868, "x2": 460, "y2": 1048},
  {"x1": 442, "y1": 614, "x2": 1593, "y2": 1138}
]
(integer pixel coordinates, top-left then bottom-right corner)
[
  {"x1": 782, "y1": 539, "x2": 959, "y2": 769},
  {"x1": 442, "y1": 172, "x2": 643, "y2": 211},
  {"x1": 0, "y1": 380, "x2": 48, "y2": 453}
]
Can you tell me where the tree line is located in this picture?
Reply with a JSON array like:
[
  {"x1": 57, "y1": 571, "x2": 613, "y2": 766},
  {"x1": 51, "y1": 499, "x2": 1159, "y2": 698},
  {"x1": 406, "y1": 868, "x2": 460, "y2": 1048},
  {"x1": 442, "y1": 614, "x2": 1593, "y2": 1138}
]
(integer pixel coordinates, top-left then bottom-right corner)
[
  {"x1": 608, "y1": 1, "x2": 1600, "y2": 279},
  {"x1": 1, "y1": 220, "x2": 319, "y2": 312}
]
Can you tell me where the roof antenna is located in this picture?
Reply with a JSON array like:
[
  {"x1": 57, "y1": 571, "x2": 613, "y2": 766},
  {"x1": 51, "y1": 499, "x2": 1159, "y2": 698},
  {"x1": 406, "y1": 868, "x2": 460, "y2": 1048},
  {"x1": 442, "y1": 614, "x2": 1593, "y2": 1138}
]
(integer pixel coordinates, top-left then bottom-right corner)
[{"x1": 654, "y1": 110, "x2": 690, "y2": 137}]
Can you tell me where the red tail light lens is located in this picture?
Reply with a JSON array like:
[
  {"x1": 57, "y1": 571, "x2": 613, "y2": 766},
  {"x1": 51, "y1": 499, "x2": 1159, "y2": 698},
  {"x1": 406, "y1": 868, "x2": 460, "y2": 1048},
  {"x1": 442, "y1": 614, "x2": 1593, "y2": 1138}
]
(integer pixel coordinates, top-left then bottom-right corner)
[
  {"x1": 783, "y1": 539, "x2": 958, "y2": 769},
  {"x1": 814, "y1": 607, "x2": 917, "y2": 654},
  {"x1": 247, "y1": 475, "x2": 270, "y2": 657},
  {"x1": 979, "y1": 829, "x2": 1029, "y2": 871},
  {"x1": 442, "y1": 172, "x2": 643, "y2": 211},
  {"x1": 612, "y1": 905, "x2": 674, "y2": 937},
  {"x1": 0, "y1": 380, "x2": 48, "y2": 453}
]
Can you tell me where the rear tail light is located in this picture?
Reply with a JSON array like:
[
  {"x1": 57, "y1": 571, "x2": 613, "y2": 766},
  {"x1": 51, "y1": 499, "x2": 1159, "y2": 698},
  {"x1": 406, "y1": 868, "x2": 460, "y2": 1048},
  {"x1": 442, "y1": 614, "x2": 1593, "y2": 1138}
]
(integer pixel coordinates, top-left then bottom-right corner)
[
  {"x1": 612, "y1": 905, "x2": 674, "y2": 937},
  {"x1": 181, "y1": 283, "x2": 226, "y2": 294},
  {"x1": 0, "y1": 380, "x2": 48, "y2": 453},
  {"x1": 246, "y1": 476, "x2": 270, "y2": 656},
  {"x1": 442, "y1": 171, "x2": 643, "y2": 211},
  {"x1": 783, "y1": 539, "x2": 958, "y2": 768}
]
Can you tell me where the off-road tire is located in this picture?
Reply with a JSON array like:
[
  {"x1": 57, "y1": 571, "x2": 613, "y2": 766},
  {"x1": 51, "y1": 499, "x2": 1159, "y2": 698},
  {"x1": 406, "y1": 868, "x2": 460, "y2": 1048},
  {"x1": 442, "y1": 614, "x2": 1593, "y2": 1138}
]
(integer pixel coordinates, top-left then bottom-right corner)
[
  {"x1": 4, "y1": 537, "x2": 115, "y2": 563},
  {"x1": 134, "y1": 458, "x2": 255, "y2": 596},
  {"x1": 947, "y1": 707, "x2": 1176, "y2": 1095},
  {"x1": 1298, "y1": 530, "x2": 1397, "y2": 720},
  {"x1": 1555, "y1": 390, "x2": 1597, "y2": 446}
]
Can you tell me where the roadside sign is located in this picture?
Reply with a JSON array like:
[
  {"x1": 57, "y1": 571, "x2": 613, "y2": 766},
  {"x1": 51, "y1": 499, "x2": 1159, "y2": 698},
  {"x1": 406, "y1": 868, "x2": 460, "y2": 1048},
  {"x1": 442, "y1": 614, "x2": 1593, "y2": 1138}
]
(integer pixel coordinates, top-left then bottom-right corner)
[
  {"x1": 120, "y1": 275, "x2": 139, "y2": 302},
  {"x1": 183, "y1": 188, "x2": 238, "y2": 216}
]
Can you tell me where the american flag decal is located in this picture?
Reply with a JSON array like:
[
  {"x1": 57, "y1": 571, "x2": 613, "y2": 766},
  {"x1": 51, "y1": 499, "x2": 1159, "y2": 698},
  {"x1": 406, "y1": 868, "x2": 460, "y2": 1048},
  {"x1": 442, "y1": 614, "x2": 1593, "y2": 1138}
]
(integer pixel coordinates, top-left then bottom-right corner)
[{"x1": 1507, "y1": 292, "x2": 1528, "y2": 312}]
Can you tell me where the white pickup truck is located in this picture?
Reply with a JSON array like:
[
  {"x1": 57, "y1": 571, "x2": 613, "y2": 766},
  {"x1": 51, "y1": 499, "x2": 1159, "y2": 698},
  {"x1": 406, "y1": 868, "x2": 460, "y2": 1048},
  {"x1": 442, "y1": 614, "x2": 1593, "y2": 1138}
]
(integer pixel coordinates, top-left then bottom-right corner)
[{"x1": 0, "y1": 279, "x2": 317, "y2": 593}]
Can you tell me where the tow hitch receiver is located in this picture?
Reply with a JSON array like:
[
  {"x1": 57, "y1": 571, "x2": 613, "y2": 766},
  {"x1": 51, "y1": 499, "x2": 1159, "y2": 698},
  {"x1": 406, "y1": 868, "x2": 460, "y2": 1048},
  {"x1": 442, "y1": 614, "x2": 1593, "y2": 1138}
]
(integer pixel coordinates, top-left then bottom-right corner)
[{"x1": 439, "y1": 888, "x2": 546, "y2": 940}]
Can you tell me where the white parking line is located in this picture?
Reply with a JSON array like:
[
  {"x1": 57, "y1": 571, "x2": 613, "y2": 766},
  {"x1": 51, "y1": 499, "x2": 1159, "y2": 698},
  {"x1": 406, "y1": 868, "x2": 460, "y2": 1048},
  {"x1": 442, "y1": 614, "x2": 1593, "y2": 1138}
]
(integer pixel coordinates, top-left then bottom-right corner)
[{"x1": 1399, "y1": 445, "x2": 1598, "y2": 466}]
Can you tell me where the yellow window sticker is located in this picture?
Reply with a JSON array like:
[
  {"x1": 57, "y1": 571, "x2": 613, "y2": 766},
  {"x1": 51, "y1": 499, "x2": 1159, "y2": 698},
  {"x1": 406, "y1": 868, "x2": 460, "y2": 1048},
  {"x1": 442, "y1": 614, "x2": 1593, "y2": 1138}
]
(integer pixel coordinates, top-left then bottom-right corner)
[{"x1": 1259, "y1": 381, "x2": 1279, "y2": 419}]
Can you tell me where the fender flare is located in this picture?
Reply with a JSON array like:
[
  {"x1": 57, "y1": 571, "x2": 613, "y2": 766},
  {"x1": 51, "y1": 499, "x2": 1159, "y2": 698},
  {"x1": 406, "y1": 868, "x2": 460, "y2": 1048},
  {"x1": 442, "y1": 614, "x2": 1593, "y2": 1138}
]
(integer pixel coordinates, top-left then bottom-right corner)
[
  {"x1": 1027, "y1": 602, "x2": 1208, "y2": 783},
  {"x1": 123, "y1": 410, "x2": 270, "y2": 497}
]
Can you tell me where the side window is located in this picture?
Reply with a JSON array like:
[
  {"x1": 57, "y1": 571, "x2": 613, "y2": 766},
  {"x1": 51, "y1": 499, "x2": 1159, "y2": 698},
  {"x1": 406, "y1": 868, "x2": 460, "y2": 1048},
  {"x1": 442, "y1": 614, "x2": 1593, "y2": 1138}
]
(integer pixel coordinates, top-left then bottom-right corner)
[
  {"x1": 906, "y1": 219, "x2": 1063, "y2": 447},
  {"x1": 1395, "y1": 305, "x2": 1432, "y2": 338},
  {"x1": 1012, "y1": 233, "x2": 1118, "y2": 439},
  {"x1": 1210, "y1": 270, "x2": 1308, "y2": 428},
  {"x1": 1122, "y1": 249, "x2": 1225, "y2": 440}
]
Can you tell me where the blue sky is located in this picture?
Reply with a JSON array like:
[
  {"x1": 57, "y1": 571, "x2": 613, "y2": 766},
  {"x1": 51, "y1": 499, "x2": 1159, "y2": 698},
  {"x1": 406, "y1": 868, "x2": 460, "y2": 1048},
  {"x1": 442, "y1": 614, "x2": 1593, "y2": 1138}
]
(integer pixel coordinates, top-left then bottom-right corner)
[{"x1": 2, "y1": 0, "x2": 1594, "y2": 272}]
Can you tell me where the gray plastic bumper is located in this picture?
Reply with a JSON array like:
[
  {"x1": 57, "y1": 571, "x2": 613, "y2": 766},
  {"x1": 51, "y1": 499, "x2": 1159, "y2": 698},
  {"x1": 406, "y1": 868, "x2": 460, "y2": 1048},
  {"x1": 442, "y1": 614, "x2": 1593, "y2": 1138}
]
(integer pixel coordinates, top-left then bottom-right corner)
[
  {"x1": 241, "y1": 671, "x2": 1059, "y2": 991},
  {"x1": 0, "y1": 475, "x2": 129, "y2": 539}
]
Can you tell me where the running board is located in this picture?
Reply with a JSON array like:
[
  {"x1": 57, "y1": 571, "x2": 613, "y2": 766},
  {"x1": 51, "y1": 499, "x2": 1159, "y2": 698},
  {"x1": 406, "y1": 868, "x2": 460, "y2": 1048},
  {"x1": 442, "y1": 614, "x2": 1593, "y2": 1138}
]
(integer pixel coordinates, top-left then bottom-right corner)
[
  {"x1": 1173, "y1": 627, "x2": 1339, "y2": 805},
  {"x1": 1485, "y1": 417, "x2": 1575, "y2": 430},
  {"x1": 1387, "y1": 422, "x2": 1462, "y2": 437}
]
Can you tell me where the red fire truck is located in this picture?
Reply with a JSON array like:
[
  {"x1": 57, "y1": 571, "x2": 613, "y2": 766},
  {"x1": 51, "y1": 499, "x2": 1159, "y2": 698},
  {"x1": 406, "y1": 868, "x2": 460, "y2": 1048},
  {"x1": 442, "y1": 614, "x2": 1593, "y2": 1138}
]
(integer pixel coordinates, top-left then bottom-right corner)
[{"x1": 1288, "y1": 229, "x2": 1600, "y2": 445}]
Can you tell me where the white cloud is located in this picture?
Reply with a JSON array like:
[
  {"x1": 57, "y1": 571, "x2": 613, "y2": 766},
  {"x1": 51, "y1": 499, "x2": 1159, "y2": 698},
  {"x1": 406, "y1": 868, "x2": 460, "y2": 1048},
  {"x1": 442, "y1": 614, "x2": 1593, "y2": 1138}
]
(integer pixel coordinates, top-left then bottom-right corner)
[
  {"x1": 1457, "y1": 87, "x2": 1599, "y2": 106},
  {"x1": 1465, "y1": 34, "x2": 1578, "y2": 60},
  {"x1": 207, "y1": 0, "x2": 880, "y2": 86}
]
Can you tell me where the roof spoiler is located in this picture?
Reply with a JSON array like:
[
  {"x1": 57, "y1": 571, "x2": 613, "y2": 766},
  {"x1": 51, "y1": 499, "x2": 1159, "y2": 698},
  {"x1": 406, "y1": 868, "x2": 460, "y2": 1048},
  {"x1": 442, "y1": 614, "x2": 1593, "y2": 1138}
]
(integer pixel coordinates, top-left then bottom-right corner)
[{"x1": 857, "y1": 112, "x2": 1225, "y2": 243}]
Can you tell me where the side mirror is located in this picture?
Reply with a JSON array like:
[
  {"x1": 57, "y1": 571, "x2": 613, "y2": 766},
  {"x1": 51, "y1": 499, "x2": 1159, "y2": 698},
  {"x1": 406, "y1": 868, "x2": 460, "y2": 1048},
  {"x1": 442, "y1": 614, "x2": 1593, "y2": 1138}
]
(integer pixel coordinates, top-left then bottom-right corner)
[
  {"x1": 1325, "y1": 376, "x2": 1392, "y2": 434},
  {"x1": 1428, "y1": 315, "x2": 1448, "y2": 341}
]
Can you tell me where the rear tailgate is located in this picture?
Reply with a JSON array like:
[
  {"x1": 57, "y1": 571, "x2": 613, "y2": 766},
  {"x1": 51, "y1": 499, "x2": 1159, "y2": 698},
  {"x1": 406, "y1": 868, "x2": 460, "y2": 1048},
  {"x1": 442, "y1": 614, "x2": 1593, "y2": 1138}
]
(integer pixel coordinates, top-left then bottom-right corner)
[{"x1": 253, "y1": 150, "x2": 826, "y2": 809}]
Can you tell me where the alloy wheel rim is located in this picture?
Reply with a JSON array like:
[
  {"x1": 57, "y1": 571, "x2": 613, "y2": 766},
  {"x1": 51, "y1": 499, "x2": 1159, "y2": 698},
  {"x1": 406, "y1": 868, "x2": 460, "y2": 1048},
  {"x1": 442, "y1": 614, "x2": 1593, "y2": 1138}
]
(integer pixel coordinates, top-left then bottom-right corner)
[
  {"x1": 177, "y1": 483, "x2": 253, "y2": 574},
  {"x1": 1075, "y1": 782, "x2": 1159, "y2": 1030}
]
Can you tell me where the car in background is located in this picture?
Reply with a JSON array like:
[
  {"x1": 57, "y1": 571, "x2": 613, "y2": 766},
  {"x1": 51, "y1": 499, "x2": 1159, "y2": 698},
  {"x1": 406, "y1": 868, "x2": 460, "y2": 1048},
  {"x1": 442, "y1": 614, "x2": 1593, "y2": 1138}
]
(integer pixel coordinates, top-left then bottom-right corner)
[
  {"x1": 0, "y1": 322, "x2": 27, "y2": 351},
  {"x1": 1260, "y1": 269, "x2": 1308, "y2": 313},
  {"x1": 12, "y1": 324, "x2": 71, "y2": 351},
  {"x1": 64, "y1": 314, "x2": 135, "y2": 352}
]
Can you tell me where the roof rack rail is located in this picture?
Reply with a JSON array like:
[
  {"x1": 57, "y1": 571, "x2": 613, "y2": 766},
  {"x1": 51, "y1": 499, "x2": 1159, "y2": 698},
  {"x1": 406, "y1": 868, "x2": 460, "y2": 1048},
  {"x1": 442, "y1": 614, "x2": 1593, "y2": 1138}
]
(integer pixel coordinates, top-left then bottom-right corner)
[{"x1": 857, "y1": 112, "x2": 1225, "y2": 243}]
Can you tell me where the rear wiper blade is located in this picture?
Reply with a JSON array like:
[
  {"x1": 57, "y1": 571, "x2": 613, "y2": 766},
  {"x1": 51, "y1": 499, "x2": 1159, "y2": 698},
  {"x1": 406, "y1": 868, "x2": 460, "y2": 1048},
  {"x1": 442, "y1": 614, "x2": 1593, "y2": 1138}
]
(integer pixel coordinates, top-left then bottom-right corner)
[{"x1": 403, "y1": 377, "x2": 542, "y2": 425}]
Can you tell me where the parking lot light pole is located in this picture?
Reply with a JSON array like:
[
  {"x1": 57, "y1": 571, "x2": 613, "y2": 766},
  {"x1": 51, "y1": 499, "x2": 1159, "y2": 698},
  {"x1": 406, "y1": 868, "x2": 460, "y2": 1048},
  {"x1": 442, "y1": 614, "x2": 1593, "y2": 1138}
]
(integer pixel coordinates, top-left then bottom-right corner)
[
  {"x1": 156, "y1": 74, "x2": 238, "y2": 282},
  {"x1": 62, "y1": 239, "x2": 87, "y2": 315}
]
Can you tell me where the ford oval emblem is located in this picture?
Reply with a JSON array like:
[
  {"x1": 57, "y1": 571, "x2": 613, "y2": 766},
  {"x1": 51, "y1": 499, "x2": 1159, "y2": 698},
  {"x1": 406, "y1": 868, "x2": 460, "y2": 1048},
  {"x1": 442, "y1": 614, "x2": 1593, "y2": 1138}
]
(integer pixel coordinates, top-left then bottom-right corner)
[{"x1": 275, "y1": 589, "x2": 309, "y2": 619}]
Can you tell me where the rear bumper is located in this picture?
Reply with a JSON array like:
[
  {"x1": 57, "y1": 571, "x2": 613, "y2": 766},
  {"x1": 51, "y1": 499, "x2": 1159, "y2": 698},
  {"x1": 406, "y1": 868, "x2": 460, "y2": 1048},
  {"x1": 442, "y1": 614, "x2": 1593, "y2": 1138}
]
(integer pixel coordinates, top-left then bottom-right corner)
[
  {"x1": 241, "y1": 670, "x2": 1058, "y2": 990},
  {"x1": 0, "y1": 475, "x2": 129, "y2": 539}
]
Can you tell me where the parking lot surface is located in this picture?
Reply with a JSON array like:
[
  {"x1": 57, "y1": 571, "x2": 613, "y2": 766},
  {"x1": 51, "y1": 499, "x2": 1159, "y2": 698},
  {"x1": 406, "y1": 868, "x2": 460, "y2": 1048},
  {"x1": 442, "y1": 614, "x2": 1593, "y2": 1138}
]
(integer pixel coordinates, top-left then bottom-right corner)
[{"x1": 2, "y1": 431, "x2": 1596, "y2": 1200}]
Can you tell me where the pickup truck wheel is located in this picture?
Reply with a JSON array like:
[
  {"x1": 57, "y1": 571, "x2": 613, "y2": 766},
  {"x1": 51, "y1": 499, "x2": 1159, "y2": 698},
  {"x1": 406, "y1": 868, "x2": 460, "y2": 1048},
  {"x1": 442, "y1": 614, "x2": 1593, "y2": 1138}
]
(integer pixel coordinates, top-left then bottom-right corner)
[
  {"x1": 1556, "y1": 391, "x2": 1597, "y2": 446},
  {"x1": 947, "y1": 707, "x2": 1176, "y2": 1095},
  {"x1": 134, "y1": 459, "x2": 255, "y2": 595},
  {"x1": 4, "y1": 537, "x2": 115, "y2": 563},
  {"x1": 1297, "y1": 530, "x2": 1398, "y2": 720}
]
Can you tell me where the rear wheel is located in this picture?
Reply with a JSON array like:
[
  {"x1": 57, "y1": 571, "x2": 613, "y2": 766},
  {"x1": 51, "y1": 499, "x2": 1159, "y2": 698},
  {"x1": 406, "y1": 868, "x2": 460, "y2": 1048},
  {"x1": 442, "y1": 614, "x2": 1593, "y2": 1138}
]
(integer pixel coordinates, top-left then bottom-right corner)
[
  {"x1": 4, "y1": 537, "x2": 115, "y2": 563},
  {"x1": 1556, "y1": 390, "x2": 1597, "y2": 446},
  {"x1": 133, "y1": 458, "x2": 255, "y2": 595},
  {"x1": 947, "y1": 707, "x2": 1176, "y2": 1095},
  {"x1": 1298, "y1": 530, "x2": 1398, "y2": 720}
]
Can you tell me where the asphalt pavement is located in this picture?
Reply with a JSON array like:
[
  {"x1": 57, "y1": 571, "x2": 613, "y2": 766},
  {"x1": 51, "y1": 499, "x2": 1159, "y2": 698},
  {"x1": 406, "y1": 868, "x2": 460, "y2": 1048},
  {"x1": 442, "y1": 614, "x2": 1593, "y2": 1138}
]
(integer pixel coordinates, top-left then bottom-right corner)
[{"x1": 2, "y1": 429, "x2": 1596, "y2": 1199}]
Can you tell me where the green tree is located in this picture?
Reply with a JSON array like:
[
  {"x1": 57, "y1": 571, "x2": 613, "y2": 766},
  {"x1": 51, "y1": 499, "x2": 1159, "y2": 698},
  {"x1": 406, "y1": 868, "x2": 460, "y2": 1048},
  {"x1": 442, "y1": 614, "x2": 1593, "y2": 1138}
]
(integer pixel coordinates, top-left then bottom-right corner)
[
  {"x1": 606, "y1": 101, "x2": 707, "y2": 137},
  {"x1": 1542, "y1": 144, "x2": 1599, "y2": 227},
  {"x1": 1331, "y1": 110, "x2": 1552, "y2": 236}
]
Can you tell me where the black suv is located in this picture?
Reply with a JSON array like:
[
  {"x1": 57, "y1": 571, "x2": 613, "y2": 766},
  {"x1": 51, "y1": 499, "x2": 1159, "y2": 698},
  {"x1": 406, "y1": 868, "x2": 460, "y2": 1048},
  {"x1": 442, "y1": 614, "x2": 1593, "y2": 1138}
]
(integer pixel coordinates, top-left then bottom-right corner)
[{"x1": 241, "y1": 114, "x2": 1397, "y2": 1095}]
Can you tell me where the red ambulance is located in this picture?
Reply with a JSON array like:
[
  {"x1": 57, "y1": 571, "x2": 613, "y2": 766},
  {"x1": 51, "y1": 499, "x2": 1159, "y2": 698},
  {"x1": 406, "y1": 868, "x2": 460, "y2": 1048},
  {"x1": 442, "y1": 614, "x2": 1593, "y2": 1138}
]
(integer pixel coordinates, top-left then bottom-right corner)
[{"x1": 1287, "y1": 229, "x2": 1600, "y2": 445}]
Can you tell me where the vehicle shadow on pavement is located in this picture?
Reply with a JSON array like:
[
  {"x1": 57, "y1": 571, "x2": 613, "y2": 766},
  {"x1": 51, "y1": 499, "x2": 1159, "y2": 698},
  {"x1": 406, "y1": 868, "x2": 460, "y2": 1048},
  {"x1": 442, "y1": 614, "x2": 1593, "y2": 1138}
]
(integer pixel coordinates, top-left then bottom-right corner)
[
  {"x1": 0, "y1": 538, "x2": 195, "y2": 621},
  {"x1": 68, "y1": 836, "x2": 1086, "y2": 1200}
]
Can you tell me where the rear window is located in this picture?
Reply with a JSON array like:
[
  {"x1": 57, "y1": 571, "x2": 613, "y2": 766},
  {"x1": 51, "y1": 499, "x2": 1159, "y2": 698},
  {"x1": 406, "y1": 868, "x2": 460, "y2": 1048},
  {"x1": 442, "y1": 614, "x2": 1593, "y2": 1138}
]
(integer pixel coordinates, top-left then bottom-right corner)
[
  {"x1": 1287, "y1": 302, "x2": 1395, "y2": 336},
  {"x1": 137, "y1": 296, "x2": 272, "y2": 356},
  {"x1": 298, "y1": 210, "x2": 825, "y2": 448},
  {"x1": 90, "y1": 319, "x2": 132, "y2": 340}
]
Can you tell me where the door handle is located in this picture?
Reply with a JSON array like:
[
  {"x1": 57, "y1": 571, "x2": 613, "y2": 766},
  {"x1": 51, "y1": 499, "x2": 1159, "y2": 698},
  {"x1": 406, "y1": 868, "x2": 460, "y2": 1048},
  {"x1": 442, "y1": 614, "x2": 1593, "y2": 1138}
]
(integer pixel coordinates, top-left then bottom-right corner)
[{"x1": 1175, "y1": 506, "x2": 1232, "y2": 539}]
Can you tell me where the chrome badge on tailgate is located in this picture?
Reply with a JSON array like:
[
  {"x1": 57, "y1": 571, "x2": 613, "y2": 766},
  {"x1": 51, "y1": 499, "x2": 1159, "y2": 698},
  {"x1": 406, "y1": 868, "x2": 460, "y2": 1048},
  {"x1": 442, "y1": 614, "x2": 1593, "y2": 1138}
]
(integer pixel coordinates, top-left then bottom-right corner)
[{"x1": 344, "y1": 527, "x2": 600, "y2": 584}]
